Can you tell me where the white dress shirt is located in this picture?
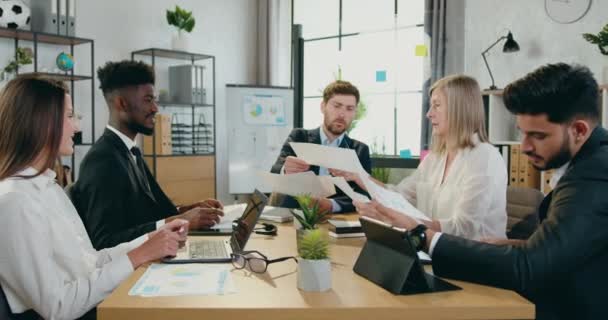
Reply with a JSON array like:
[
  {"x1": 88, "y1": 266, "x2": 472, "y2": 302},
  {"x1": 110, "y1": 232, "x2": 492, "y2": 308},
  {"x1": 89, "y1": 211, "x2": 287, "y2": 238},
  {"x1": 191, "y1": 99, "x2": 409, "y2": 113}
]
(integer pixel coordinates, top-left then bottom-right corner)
[
  {"x1": 106, "y1": 124, "x2": 166, "y2": 228},
  {"x1": 387, "y1": 134, "x2": 508, "y2": 240},
  {"x1": 0, "y1": 167, "x2": 146, "y2": 319}
]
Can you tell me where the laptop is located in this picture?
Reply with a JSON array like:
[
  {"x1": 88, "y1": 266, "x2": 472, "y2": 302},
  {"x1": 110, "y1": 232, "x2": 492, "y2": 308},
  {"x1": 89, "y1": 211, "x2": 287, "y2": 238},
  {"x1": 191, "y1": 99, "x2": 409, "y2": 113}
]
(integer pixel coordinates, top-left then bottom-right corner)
[{"x1": 164, "y1": 189, "x2": 268, "y2": 263}]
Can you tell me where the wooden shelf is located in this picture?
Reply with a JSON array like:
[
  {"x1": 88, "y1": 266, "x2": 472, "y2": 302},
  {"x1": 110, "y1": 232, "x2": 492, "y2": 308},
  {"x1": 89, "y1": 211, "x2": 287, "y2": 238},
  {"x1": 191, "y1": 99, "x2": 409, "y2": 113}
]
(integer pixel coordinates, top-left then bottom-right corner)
[
  {"x1": 132, "y1": 48, "x2": 213, "y2": 61},
  {"x1": 19, "y1": 72, "x2": 92, "y2": 81},
  {"x1": 0, "y1": 27, "x2": 93, "y2": 45},
  {"x1": 600, "y1": 84, "x2": 608, "y2": 90},
  {"x1": 482, "y1": 89, "x2": 504, "y2": 96}
]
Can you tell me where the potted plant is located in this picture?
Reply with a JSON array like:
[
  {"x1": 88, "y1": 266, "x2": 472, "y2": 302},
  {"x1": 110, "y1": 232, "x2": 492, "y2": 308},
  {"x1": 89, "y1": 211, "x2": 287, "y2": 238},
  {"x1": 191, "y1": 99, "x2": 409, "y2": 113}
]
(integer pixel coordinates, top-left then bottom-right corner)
[
  {"x1": 297, "y1": 229, "x2": 331, "y2": 292},
  {"x1": 583, "y1": 23, "x2": 608, "y2": 83},
  {"x1": 1, "y1": 47, "x2": 33, "y2": 81},
  {"x1": 292, "y1": 194, "x2": 330, "y2": 250},
  {"x1": 166, "y1": 5, "x2": 196, "y2": 51}
]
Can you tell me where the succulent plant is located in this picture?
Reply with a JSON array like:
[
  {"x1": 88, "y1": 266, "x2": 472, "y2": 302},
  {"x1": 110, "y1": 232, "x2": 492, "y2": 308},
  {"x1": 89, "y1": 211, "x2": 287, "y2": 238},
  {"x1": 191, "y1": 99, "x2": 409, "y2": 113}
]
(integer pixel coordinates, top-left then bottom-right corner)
[{"x1": 299, "y1": 229, "x2": 329, "y2": 260}]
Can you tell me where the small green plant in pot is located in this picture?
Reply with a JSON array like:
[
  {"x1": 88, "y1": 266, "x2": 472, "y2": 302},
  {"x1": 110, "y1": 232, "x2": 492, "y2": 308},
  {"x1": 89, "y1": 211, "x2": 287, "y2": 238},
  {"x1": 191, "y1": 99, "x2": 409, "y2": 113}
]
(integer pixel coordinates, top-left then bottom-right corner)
[
  {"x1": 1, "y1": 47, "x2": 33, "y2": 81},
  {"x1": 297, "y1": 229, "x2": 331, "y2": 291},
  {"x1": 292, "y1": 194, "x2": 329, "y2": 229},
  {"x1": 292, "y1": 194, "x2": 330, "y2": 251},
  {"x1": 166, "y1": 5, "x2": 196, "y2": 51},
  {"x1": 583, "y1": 23, "x2": 608, "y2": 83}
]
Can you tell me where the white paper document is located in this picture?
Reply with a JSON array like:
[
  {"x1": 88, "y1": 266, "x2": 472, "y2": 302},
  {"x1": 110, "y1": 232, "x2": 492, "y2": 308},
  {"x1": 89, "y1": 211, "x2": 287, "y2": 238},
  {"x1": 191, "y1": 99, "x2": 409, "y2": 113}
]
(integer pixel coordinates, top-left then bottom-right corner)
[
  {"x1": 129, "y1": 264, "x2": 236, "y2": 297},
  {"x1": 360, "y1": 175, "x2": 431, "y2": 222},
  {"x1": 331, "y1": 176, "x2": 370, "y2": 202},
  {"x1": 259, "y1": 171, "x2": 336, "y2": 197},
  {"x1": 212, "y1": 203, "x2": 247, "y2": 230},
  {"x1": 290, "y1": 142, "x2": 367, "y2": 174}
]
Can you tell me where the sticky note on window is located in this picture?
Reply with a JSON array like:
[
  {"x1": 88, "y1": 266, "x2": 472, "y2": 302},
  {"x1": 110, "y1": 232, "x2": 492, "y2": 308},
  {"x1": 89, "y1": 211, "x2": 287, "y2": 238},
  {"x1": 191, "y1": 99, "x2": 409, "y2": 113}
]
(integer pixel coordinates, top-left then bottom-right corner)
[
  {"x1": 415, "y1": 45, "x2": 428, "y2": 57},
  {"x1": 376, "y1": 70, "x2": 387, "y2": 82}
]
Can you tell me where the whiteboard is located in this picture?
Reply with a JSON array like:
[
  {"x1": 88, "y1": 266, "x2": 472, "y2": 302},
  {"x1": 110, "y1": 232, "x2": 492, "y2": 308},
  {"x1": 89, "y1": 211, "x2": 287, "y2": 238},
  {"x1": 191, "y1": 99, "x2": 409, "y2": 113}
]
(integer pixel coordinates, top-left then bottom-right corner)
[{"x1": 227, "y1": 85, "x2": 294, "y2": 194}]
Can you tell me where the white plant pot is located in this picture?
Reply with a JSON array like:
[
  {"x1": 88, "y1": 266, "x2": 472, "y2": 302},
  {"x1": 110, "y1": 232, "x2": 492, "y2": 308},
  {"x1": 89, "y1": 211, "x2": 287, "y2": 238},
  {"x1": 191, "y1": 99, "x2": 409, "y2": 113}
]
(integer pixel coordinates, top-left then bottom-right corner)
[
  {"x1": 171, "y1": 32, "x2": 189, "y2": 52},
  {"x1": 297, "y1": 258, "x2": 331, "y2": 292}
]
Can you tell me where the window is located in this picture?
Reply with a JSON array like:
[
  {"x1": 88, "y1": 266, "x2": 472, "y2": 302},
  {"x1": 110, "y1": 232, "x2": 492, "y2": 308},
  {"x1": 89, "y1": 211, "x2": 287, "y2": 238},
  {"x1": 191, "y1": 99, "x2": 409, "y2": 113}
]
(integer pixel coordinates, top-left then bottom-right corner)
[{"x1": 295, "y1": 0, "x2": 425, "y2": 156}]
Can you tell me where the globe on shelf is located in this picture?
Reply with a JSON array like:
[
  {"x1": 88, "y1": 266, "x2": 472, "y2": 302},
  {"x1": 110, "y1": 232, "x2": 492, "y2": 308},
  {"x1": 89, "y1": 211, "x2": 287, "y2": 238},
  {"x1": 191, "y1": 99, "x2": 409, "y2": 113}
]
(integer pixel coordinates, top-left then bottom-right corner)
[
  {"x1": 0, "y1": 0, "x2": 31, "y2": 30},
  {"x1": 56, "y1": 52, "x2": 74, "y2": 72}
]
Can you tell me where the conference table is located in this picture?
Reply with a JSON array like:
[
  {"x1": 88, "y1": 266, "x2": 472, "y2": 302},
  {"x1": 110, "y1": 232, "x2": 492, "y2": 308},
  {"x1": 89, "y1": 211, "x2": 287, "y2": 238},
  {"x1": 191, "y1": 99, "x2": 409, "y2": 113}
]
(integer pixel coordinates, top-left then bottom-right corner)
[{"x1": 98, "y1": 215, "x2": 535, "y2": 320}]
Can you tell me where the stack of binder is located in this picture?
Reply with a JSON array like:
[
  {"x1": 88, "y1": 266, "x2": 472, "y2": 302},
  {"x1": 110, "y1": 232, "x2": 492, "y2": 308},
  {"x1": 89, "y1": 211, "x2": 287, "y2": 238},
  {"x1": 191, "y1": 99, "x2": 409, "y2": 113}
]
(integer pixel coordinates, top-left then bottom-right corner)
[
  {"x1": 493, "y1": 142, "x2": 540, "y2": 189},
  {"x1": 169, "y1": 65, "x2": 206, "y2": 104},
  {"x1": 30, "y1": 0, "x2": 76, "y2": 36}
]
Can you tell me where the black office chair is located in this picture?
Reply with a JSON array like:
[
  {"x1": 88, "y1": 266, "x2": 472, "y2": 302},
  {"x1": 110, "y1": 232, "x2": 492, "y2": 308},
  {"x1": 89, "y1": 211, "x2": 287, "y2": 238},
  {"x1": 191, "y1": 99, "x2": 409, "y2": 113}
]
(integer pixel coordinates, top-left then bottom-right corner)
[
  {"x1": 1, "y1": 285, "x2": 12, "y2": 320},
  {"x1": 0, "y1": 285, "x2": 43, "y2": 320}
]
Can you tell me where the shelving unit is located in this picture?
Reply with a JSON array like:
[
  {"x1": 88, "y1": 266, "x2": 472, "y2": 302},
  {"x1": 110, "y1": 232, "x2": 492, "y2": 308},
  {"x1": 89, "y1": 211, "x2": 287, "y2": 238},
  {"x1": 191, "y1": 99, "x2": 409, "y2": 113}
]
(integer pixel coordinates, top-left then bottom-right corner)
[
  {"x1": 0, "y1": 26, "x2": 95, "y2": 180},
  {"x1": 131, "y1": 48, "x2": 216, "y2": 204}
]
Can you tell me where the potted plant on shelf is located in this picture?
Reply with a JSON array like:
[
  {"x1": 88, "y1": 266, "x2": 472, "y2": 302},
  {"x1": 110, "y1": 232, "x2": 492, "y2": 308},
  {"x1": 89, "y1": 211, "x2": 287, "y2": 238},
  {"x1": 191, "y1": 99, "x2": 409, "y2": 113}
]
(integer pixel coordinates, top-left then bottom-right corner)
[
  {"x1": 292, "y1": 194, "x2": 330, "y2": 251},
  {"x1": 1, "y1": 47, "x2": 33, "y2": 82},
  {"x1": 583, "y1": 23, "x2": 608, "y2": 83},
  {"x1": 166, "y1": 5, "x2": 196, "y2": 51},
  {"x1": 297, "y1": 229, "x2": 331, "y2": 292}
]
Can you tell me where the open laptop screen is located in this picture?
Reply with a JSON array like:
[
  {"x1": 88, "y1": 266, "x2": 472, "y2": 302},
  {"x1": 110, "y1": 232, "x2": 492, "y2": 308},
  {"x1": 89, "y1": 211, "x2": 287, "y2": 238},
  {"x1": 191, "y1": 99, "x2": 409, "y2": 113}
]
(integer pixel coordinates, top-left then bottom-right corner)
[{"x1": 230, "y1": 189, "x2": 268, "y2": 252}]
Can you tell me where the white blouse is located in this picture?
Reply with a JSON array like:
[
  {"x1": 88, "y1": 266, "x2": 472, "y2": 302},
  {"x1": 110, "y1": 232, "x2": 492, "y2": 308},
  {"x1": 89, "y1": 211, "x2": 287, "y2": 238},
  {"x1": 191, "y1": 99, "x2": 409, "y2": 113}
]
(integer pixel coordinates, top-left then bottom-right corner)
[
  {"x1": 0, "y1": 167, "x2": 146, "y2": 320},
  {"x1": 387, "y1": 136, "x2": 508, "y2": 240}
]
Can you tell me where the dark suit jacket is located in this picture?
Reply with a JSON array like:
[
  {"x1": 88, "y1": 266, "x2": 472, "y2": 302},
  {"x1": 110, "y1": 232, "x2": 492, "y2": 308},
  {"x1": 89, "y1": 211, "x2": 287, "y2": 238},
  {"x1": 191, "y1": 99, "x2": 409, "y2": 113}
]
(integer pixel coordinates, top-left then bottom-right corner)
[
  {"x1": 270, "y1": 127, "x2": 371, "y2": 213},
  {"x1": 431, "y1": 127, "x2": 608, "y2": 320},
  {"x1": 70, "y1": 129, "x2": 178, "y2": 250}
]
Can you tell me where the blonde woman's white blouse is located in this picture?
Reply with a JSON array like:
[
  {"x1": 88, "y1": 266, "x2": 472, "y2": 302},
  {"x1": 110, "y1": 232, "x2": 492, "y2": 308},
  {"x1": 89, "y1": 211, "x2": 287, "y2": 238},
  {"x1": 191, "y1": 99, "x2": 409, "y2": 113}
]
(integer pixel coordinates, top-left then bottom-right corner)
[{"x1": 387, "y1": 135, "x2": 508, "y2": 240}]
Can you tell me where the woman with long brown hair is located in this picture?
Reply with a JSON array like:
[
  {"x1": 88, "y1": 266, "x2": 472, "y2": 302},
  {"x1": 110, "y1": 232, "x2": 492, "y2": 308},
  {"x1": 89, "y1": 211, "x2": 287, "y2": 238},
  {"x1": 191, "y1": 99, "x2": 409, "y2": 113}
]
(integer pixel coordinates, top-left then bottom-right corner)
[{"x1": 0, "y1": 75, "x2": 189, "y2": 319}]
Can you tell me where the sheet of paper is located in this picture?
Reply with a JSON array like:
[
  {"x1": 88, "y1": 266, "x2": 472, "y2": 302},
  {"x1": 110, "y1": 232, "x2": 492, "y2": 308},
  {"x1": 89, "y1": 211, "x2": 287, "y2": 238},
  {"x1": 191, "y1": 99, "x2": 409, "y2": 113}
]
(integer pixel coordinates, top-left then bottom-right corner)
[
  {"x1": 360, "y1": 175, "x2": 430, "y2": 222},
  {"x1": 290, "y1": 142, "x2": 367, "y2": 175},
  {"x1": 331, "y1": 176, "x2": 370, "y2": 203},
  {"x1": 211, "y1": 203, "x2": 247, "y2": 230},
  {"x1": 129, "y1": 264, "x2": 236, "y2": 297},
  {"x1": 259, "y1": 171, "x2": 336, "y2": 198}
]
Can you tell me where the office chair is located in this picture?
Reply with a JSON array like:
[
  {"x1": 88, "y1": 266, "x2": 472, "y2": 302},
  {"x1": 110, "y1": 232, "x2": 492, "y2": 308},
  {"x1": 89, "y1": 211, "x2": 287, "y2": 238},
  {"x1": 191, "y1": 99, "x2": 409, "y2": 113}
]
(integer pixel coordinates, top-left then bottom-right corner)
[{"x1": 506, "y1": 186, "x2": 544, "y2": 239}]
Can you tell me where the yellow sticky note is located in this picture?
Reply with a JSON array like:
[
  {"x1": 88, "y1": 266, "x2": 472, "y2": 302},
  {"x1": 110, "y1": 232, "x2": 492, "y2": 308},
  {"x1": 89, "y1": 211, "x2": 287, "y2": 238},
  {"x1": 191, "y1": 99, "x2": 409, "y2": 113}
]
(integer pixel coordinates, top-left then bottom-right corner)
[{"x1": 415, "y1": 44, "x2": 428, "y2": 57}]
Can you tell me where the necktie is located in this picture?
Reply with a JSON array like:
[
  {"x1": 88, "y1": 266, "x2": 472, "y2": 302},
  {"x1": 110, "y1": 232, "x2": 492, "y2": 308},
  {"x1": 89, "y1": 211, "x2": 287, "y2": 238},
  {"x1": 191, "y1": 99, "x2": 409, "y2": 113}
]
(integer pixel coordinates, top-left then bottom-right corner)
[{"x1": 130, "y1": 146, "x2": 153, "y2": 195}]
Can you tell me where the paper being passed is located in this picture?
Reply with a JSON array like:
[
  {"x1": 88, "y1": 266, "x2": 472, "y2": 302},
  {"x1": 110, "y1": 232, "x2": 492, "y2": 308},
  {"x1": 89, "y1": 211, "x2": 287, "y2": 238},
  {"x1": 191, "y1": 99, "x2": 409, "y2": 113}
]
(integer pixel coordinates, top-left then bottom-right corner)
[
  {"x1": 331, "y1": 176, "x2": 370, "y2": 202},
  {"x1": 259, "y1": 171, "x2": 336, "y2": 198},
  {"x1": 360, "y1": 175, "x2": 431, "y2": 222},
  {"x1": 290, "y1": 142, "x2": 367, "y2": 174}
]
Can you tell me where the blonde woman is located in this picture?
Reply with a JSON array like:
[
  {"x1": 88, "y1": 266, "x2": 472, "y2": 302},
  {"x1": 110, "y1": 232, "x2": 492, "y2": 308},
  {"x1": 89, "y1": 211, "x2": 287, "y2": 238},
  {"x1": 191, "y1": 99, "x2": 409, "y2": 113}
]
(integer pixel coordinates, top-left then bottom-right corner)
[{"x1": 332, "y1": 75, "x2": 507, "y2": 240}]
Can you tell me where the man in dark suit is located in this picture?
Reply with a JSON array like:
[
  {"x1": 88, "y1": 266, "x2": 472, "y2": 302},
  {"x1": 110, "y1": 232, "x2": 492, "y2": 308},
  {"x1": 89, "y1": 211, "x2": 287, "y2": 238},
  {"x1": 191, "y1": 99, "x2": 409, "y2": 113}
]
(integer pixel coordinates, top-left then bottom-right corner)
[
  {"x1": 359, "y1": 63, "x2": 608, "y2": 320},
  {"x1": 270, "y1": 80, "x2": 371, "y2": 213},
  {"x1": 71, "y1": 60, "x2": 223, "y2": 250}
]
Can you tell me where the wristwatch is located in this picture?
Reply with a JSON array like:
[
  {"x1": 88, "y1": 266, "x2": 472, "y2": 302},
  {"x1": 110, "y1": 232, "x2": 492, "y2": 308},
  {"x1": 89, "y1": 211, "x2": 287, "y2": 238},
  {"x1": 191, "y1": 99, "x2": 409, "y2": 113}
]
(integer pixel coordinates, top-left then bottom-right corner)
[{"x1": 408, "y1": 224, "x2": 428, "y2": 251}]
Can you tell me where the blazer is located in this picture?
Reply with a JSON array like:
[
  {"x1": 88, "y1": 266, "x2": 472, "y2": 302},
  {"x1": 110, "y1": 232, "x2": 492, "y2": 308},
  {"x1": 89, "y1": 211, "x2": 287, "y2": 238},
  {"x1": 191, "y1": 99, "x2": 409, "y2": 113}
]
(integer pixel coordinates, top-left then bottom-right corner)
[
  {"x1": 71, "y1": 129, "x2": 178, "y2": 250},
  {"x1": 270, "y1": 127, "x2": 372, "y2": 213},
  {"x1": 431, "y1": 127, "x2": 608, "y2": 320}
]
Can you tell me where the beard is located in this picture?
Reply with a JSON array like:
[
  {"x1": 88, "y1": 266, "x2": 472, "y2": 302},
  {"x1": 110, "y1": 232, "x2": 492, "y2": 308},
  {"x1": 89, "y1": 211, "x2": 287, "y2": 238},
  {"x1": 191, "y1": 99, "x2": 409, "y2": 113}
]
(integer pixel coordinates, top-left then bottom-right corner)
[
  {"x1": 527, "y1": 130, "x2": 572, "y2": 170},
  {"x1": 127, "y1": 119, "x2": 154, "y2": 136},
  {"x1": 324, "y1": 118, "x2": 350, "y2": 136}
]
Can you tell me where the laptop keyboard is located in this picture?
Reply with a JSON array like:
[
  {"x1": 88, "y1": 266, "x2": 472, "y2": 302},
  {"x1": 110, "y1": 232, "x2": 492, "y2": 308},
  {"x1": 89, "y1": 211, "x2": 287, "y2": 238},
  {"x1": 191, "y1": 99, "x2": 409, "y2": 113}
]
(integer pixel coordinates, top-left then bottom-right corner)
[{"x1": 189, "y1": 240, "x2": 229, "y2": 259}]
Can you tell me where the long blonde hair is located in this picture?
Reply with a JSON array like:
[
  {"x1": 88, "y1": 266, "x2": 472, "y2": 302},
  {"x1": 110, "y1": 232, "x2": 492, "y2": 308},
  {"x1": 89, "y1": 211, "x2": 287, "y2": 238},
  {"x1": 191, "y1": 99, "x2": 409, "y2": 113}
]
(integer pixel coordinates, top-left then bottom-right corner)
[{"x1": 429, "y1": 75, "x2": 488, "y2": 154}]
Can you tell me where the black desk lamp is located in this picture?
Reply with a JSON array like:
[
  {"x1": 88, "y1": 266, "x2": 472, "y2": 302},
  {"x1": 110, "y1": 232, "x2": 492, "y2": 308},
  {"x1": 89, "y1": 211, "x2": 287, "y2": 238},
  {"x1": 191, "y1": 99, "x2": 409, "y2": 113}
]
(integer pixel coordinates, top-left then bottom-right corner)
[{"x1": 481, "y1": 31, "x2": 520, "y2": 90}]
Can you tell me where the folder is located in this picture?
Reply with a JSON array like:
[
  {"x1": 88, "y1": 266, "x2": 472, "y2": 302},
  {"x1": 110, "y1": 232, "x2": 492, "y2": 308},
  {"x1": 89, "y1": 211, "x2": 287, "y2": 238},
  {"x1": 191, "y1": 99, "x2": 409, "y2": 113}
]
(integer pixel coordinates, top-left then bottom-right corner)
[
  {"x1": 59, "y1": 0, "x2": 67, "y2": 35},
  {"x1": 509, "y1": 144, "x2": 520, "y2": 186},
  {"x1": 518, "y1": 151, "x2": 540, "y2": 189},
  {"x1": 541, "y1": 169, "x2": 555, "y2": 195},
  {"x1": 66, "y1": 0, "x2": 76, "y2": 36},
  {"x1": 30, "y1": 0, "x2": 60, "y2": 34}
]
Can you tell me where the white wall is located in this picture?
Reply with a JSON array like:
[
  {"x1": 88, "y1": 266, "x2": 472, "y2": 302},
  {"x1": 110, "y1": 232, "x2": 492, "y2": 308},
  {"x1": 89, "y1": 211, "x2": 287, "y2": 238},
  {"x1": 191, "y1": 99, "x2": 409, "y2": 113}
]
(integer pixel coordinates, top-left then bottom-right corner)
[
  {"x1": 69, "y1": 0, "x2": 258, "y2": 203},
  {"x1": 462, "y1": 0, "x2": 607, "y2": 89}
]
